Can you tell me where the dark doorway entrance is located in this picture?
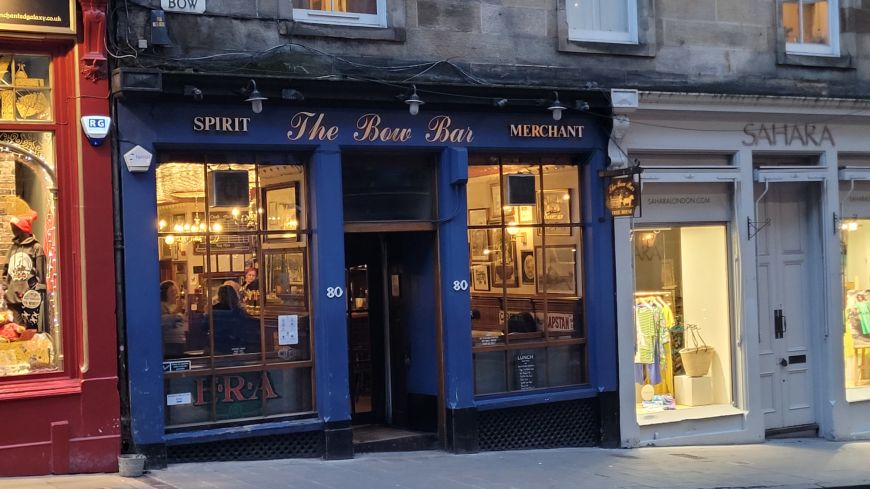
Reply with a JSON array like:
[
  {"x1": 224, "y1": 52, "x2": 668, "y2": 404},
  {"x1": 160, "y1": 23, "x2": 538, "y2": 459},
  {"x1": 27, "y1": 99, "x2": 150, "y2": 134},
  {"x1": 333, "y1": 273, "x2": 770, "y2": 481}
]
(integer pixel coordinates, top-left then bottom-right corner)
[{"x1": 345, "y1": 231, "x2": 439, "y2": 451}]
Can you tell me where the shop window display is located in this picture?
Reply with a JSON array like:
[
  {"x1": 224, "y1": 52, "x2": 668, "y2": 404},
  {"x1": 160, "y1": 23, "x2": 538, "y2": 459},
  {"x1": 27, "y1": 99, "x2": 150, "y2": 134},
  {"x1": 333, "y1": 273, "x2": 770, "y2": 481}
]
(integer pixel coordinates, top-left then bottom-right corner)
[
  {"x1": 840, "y1": 218, "x2": 870, "y2": 399},
  {"x1": 468, "y1": 155, "x2": 586, "y2": 396},
  {"x1": 632, "y1": 225, "x2": 733, "y2": 417},
  {"x1": 0, "y1": 131, "x2": 60, "y2": 377},
  {"x1": 156, "y1": 153, "x2": 314, "y2": 428}
]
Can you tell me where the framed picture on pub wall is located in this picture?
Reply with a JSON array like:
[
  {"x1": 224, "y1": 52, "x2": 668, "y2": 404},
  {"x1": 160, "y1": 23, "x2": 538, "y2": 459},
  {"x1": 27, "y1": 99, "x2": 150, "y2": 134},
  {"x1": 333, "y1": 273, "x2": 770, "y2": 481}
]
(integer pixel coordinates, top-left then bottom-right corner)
[
  {"x1": 469, "y1": 229, "x2": 489, "y2": 262},
  {"x1": 262, "y1": 183, "x2": 300, "y2": 241},
  {"x1": 540, "y1": 189, "x2": 572, "y2": 236},
  {"x1": 520, "y1": 250, "x2": 535, "y2": 285},
  {"x1": 471, "y1": 264, "x2": 490, "y2": 292},
  {"x1": 536, "y1": 245, "x2": 577, "y2": 295},
  {"x1": 492, "y1": 240, "x2": 518, "y2": 288}
]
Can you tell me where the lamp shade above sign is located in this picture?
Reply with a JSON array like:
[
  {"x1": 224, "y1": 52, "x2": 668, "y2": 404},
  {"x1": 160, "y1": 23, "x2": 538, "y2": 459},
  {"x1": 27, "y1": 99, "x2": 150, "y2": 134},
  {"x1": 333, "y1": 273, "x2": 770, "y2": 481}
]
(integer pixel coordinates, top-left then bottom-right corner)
[{"x1": 0, "y1": 0, "x2": 75, "y2": 35}]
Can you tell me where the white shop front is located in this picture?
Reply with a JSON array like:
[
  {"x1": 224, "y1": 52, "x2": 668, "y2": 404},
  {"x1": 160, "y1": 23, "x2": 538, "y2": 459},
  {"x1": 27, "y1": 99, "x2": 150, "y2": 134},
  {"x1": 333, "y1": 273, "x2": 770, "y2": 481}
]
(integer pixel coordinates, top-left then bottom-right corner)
[{"x1": 614, "y1": 92, "x2": 870, "y2": 446}]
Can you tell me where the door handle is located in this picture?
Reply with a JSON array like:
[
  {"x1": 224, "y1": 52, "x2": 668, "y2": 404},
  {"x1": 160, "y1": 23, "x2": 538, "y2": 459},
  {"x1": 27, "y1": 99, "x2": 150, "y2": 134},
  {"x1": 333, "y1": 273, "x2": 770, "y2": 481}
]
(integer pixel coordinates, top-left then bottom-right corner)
[
  {"x1": 779, "y1": 358, "x2": 788, "y2": 367},
  {"x1": 774, "y1": 309, "x2": 784, "y2": 339}
]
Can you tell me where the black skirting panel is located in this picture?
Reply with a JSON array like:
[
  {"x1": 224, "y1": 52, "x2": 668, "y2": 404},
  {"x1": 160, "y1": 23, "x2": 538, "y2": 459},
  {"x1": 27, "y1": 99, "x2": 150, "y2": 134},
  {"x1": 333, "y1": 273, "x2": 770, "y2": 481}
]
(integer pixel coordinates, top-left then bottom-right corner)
[
  {"x1": 167, "y1": 431, "x2": 323, "y2": 463},
  {"x1": 477, "y1": 398, "x2": 599, "y2": 451}
]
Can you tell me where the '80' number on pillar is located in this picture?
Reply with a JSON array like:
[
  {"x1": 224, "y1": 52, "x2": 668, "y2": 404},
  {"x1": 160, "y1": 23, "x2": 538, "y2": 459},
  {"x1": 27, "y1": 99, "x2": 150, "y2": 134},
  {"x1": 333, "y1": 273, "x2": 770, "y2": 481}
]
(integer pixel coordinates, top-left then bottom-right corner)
[
  {"x1": 452, "y1": 280, "x2": 469, "y2": 291},
  {"x1": 326, "y1": 286, "x2": 344, "y2": 298}
]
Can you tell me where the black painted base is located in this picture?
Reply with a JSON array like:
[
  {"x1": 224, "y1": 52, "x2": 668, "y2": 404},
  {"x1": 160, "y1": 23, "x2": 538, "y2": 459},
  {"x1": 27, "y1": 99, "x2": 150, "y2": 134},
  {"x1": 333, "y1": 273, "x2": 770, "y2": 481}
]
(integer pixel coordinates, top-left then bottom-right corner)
[
  {"x1": 323, "y1": 421, "x2": 354, "y2": 460},
  {"x1": 445, "y1": 407, "x2": 478, "y2": 453},
  {"x1": 598, "y1": 391, "x2": 620, "y2": 448},
  {"x1": 135, "y1": 443, "x2": 167, "y2": 470},
  {"x1": 406, "y1": 393, "x2": 438, "y2": 433}
]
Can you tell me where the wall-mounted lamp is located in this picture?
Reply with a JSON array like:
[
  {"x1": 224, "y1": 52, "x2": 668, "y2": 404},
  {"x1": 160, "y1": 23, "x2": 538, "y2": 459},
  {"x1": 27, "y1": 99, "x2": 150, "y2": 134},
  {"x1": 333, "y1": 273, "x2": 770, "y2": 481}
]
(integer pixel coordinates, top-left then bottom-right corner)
[
  {"x1": 184, "y1": 85, "x2": 203, "y2": 101},
  {"x1": 548, "y1": 91, "x2": 566, "y2": 121},
  {"x1": 405, "y1": 85, "x2": 425, "y2": 116},
  {"x1": 244, "y1": 80, "x2": 267, "y2": 114}
]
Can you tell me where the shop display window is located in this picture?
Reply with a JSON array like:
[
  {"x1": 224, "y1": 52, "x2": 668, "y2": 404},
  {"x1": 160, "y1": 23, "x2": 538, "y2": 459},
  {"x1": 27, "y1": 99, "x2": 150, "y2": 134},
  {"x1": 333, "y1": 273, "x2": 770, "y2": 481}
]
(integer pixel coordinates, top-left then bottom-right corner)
[
  {"x1": 840, "y1": 218, "x2": 870, "y2": 400},
  {"x1": 632, "y1": 225, "x2": 733, "y2": 418},
  {"x1": 468, "y1": 155, "x2": 586, "y2": 396},
  {"x1": 0, "y1": 131, "x2": 60, "y2": 377},
  {"x1": 156, "y1": 153, "x2": 314, "y2": 428}
]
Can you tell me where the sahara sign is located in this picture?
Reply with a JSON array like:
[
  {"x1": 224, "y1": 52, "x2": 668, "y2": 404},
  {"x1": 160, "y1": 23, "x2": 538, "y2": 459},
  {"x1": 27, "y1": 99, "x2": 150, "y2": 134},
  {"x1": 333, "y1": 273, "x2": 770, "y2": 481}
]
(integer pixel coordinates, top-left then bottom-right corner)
[
  {"x1": 742, "y1": 123, "x2": 834, "y2": 147},
  {"x1": 0, "y1": 0, "x2": 75, "y2": 35}
]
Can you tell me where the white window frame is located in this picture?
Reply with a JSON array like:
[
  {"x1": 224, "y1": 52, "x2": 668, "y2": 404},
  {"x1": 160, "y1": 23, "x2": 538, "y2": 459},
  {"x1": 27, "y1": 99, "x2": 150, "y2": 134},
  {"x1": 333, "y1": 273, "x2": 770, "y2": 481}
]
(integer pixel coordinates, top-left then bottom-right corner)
[
  {"x1": 567, "y1": 0, "x2": 638, "y2": 45},
  {"x1": 784, "y1": 0, "x2": 840, "y2": 57},
  {"x1": 293, "y1": 0, "x2": 387, "y2": 28}
]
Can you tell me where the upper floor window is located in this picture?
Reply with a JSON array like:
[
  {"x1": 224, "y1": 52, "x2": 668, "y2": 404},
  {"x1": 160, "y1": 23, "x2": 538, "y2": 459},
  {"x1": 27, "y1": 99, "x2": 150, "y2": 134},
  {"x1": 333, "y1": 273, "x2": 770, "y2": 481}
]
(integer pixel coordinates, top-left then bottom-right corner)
[
  {"x1": 294, "y1": 0, "x2": 387, "y2": 28},
  {"x1": 567, "y1": 0, "x2": 638, "y2": 44},
  {"x1": 783, "y1": 0, "x2": 839, "y2": 56}
]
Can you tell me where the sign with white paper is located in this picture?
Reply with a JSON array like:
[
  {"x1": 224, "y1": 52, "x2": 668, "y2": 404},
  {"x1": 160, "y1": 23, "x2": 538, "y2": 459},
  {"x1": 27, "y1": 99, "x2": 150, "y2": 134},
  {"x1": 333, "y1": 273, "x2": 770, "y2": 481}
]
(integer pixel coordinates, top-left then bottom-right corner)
[
  {"x1": 278, "y1": 315, "x2": 299, "y2": 345},
  {"x1": 161, "y1": 0, "x2": 206, "y2": 14},
  {"x1": 166, "y1": 392, "x2": 192, "y2": 406}
]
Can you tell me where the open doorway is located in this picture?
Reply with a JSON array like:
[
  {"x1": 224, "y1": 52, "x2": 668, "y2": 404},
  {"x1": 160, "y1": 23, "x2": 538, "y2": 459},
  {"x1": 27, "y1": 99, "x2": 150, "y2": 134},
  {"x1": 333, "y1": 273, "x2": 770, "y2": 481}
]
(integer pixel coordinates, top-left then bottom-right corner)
[{"x1": 345, "y1": 231, "x2": 439, "y2": 451}]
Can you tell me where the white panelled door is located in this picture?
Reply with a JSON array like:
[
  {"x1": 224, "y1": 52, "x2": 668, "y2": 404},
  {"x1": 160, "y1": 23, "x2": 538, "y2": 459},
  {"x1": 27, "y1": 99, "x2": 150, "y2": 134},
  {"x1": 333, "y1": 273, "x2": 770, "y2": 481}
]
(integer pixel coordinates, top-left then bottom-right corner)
[{"x1": 755, "y1": 182, "x2": 818, "y2": 430}]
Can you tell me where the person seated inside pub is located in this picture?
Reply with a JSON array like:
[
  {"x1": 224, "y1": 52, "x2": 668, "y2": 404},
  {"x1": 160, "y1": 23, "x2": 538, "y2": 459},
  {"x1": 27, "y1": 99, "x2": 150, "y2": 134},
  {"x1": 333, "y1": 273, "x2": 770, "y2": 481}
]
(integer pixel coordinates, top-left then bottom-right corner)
[{"x1": 210, "y1": 283, "x2": 260, "y2": 355}]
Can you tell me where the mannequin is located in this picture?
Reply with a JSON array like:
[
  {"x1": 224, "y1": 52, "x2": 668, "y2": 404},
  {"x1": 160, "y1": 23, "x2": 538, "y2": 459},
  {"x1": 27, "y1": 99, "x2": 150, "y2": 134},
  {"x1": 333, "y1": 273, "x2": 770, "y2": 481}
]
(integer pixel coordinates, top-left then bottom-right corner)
[{"x1": 3, "y1": 211, "x2": 46, "y2": 332}]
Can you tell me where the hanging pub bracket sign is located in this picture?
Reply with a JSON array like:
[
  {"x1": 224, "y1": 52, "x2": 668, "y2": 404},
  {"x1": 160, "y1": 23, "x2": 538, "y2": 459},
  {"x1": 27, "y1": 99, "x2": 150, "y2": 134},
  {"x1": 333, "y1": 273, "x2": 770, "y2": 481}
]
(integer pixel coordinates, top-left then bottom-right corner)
[{"x1": 601, "y1": 165, "x2": 642, "y2": 218}]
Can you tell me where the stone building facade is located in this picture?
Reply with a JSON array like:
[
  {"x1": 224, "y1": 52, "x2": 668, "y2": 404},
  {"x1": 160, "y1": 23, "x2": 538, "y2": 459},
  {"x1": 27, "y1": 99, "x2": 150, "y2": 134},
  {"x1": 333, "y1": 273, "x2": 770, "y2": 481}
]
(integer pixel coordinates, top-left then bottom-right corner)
[{"x1": 110, "y1": 0, "x2": 870, "y2": 462}]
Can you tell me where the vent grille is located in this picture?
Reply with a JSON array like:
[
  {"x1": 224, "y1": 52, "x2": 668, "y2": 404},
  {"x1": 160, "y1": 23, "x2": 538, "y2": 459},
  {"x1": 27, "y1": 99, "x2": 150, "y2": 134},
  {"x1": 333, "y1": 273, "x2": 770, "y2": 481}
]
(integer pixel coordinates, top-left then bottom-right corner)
[
  {"x1": 167, "y1": 431, "x2": 322, "y2": 463},
  {"x1": 478, "y1": 399, "x2": 599, "y2": 451}
]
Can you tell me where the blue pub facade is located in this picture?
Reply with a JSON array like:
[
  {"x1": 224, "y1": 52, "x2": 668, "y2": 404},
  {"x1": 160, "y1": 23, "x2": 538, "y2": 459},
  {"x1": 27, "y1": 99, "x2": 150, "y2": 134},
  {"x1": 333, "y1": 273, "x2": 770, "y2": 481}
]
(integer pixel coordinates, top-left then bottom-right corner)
[{"x1": 113, "y1": 75, "x2": 618, "y2": 463}]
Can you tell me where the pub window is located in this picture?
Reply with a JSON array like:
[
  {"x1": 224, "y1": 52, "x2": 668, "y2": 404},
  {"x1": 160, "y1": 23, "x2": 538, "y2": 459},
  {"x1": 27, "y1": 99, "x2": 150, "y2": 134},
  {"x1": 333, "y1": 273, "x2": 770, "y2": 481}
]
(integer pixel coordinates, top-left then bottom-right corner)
[
  {"x1": 0, "y1": 132, "x2": 60, "y2": 377},
  {"x1": 156, "y1": 153, "x2": 314, "y2": 428},
  {"x1": 293, "y1": 0, "x2": 388, "y2": 28},
  {"x1": 468, "y1": 155, "x2": 586, "y2": 395}
]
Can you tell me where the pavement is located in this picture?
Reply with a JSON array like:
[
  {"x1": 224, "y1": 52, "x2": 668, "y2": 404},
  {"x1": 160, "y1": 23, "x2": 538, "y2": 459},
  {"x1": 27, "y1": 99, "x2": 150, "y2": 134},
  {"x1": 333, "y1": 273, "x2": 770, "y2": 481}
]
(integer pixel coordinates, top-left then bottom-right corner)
[{"x1": 3, "y1": 438, "x2": 870, "y2": 489}]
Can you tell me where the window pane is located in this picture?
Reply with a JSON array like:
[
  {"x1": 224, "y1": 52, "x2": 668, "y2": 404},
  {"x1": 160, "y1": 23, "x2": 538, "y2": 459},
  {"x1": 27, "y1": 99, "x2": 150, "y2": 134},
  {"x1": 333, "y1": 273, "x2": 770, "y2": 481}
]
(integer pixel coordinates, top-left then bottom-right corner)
[
  {"x1": 568, "y1": 0, "x2": 629, "y2": 33},
  {"x1": 342, "y1": 153, "x2": 435, "y2": 222},
  {"x1": 165, "y1": 375, "x2": 212, "y2": 427},
  {"x1": 633, "y1": 225, "x2": 733, "y2": 416},
  {"x1": 801, "y1": 0, "x2": 829, "y2": 45},
  {"x1": 474, "y1": 350, "x2": 506, "y2": 395},
  {"x1": 0, "y1": 55, "x2": 52, "y2": 122},
  {"x1": 783, "y1": 0, "x2": 800, "y2": 43},
  {"x1": 157, "y1": 155, "x2": 313, "y2": 428},
  {"x1": 469, "y1": 155, "x2": 586, "y2": 395},
  {"x1": 599, "y1": 0, "x2": 629, "y2": 33},
  {"x1": 265, "y1": 368, "x2": 313, "y2": 415},
  {"x1": 0, "y1": 131, "x2": 61, "y2": 377},
  {"x1": 548, "y1": 345, "x2": 584, "y2": 386},
  {"x1": 784, "y1": 0, "x2": 831, "y2": 46},
  {"x1": 297, "y1": 0, "x2": 377, "y2": 14}
]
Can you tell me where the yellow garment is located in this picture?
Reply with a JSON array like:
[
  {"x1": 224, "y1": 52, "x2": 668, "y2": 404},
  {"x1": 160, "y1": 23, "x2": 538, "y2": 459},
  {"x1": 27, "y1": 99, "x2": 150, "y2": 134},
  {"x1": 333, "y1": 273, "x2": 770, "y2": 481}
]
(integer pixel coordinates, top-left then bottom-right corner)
[
  {"x1": 653, "y1": 304, "x2": 675, "y2": 395},
  {"x1": 654, "y1": 342, "x2": 674, "y2": 395}
]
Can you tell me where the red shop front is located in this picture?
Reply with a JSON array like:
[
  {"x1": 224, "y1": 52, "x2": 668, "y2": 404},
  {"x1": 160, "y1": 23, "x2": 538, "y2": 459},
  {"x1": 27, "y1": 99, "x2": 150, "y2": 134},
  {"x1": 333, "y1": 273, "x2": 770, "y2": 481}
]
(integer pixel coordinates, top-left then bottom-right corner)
[{"x1": 0, "y1": 1, "x2": 120, "y2": 476}]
